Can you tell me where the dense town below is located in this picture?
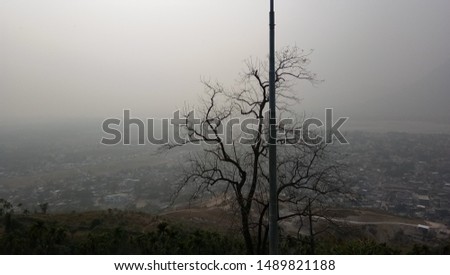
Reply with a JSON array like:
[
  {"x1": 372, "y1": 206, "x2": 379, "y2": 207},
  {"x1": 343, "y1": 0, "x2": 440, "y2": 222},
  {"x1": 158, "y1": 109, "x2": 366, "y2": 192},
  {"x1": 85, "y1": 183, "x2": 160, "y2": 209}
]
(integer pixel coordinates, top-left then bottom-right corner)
[{"x1": 1, "y1": 127, "x2": 450, "y2": 246}]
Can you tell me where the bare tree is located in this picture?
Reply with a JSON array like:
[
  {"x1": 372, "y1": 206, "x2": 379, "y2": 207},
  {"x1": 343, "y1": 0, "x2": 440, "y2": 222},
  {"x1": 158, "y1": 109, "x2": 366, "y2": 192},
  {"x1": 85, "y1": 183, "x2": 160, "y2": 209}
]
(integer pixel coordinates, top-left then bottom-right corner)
[{"x1": 165, "y1": 47, "x2": 348, "y2": 254}]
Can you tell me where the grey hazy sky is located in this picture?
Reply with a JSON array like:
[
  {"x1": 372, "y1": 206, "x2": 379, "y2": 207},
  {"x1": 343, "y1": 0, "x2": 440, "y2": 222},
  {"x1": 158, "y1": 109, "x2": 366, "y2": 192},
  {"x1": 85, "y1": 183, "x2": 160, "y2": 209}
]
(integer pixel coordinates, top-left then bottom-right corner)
[{"x1": 1, "y1": 0, "x2": 450, "y2": 123}]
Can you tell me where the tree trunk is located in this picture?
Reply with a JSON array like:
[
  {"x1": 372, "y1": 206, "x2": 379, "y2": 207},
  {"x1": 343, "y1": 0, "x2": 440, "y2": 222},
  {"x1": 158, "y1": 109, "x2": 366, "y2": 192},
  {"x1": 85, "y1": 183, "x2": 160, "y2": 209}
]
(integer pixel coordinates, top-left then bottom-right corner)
[
  {"x1": 308, "y1": 199, "x2": 315, "y2": 254},
  {"x1": 240, "y1": 208, "x2": 254, "y2": 254}
]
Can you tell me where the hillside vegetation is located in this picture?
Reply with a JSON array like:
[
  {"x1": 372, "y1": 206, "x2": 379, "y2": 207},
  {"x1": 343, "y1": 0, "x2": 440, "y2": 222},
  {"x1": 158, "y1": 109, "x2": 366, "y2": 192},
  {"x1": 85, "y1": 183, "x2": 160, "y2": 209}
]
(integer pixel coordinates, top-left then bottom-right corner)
[{"x1": 1, "y1": 207, "x2": 449, "y2": 255}]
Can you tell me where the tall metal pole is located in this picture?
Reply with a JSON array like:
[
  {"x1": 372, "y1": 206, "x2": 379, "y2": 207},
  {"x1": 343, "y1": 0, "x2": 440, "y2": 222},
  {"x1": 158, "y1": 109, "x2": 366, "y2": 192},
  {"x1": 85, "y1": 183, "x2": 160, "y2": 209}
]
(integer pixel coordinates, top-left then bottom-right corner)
[{"x1": 268, "y1": 0, "x2": 278, "y2": 255}]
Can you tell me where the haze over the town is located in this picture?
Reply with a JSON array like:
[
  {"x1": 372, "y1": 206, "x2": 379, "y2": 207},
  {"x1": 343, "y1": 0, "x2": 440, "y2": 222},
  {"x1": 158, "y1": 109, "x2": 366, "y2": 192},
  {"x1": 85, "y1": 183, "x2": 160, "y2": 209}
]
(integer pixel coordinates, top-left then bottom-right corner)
[{"x1": 2, "y1": 0, "x2": 450, "y2": 131}]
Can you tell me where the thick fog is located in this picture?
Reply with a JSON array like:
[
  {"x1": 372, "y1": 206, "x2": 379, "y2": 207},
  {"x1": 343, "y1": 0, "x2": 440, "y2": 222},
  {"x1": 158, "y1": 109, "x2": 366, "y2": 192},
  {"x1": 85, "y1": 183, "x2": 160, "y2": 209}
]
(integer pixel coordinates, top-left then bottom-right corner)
[{"x1": 1, "y1": 0, "x2": 450, "y2": 131}]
